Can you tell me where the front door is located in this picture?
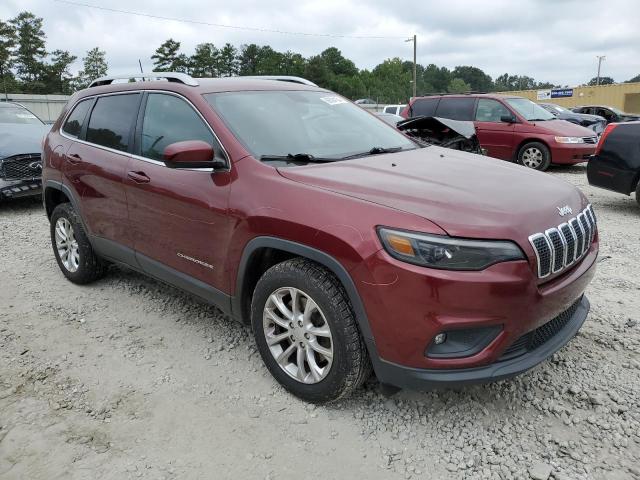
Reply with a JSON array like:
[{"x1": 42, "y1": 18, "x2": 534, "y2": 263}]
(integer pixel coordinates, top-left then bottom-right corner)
[
  {"x1": 124, "y1": 92, "x2": 232, "y2": 292},
  {"x1": 473, "y1": 98, "x2": 515, "y2": 159}
]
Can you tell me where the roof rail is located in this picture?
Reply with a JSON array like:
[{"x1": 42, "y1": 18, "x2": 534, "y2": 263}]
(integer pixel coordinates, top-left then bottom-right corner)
[
  {"x1": 239, "y1": 75, "x2": 318, "y2": 87},
  {"x1": 88, "y1": 72, "x2": 199, "y2": 88}
]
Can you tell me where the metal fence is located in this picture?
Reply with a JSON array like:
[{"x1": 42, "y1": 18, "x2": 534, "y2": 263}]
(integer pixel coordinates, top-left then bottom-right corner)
[{"x1": 2, "y1": 93, "x2": 71, "y2": 123}]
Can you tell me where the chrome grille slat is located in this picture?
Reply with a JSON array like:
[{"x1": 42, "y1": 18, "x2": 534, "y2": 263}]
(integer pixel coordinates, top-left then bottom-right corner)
[{"x1": 529, "y1": 205, "x2": 597, "y2": 279}]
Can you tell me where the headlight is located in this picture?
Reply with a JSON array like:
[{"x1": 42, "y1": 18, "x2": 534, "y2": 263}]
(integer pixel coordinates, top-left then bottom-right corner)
[
  {"x1": 554, "y1": 136, "x2": 584, "y2": 144},
  {"x1": 378, "y1": 228, "x2": 525, "y2": 270}
]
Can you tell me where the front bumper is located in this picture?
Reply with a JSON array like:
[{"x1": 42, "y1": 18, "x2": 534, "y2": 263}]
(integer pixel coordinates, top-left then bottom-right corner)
[
  {"x1": 0, "y1": 178, "x2": 42, "y2": 199},
  {"x1": 371, "y1": 295, "x2": 589, "y2": 390},
  {"x1": 550, "y1": 142, "x2": 596, "y2": 165}
]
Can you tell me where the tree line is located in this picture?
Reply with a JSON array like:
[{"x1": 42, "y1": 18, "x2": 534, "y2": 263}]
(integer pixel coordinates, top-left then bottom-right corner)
[{"x1": 2, "y1": 11, "x2": 640, "y2": 102}]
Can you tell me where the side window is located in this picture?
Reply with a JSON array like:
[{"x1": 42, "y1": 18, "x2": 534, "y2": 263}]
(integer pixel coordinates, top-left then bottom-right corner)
[
  {"x1": 86, "y1": 94, "x2": 140, "y2": 152},
  {"x1": 435, "y1": 97, "x2": 476, "y2": 121},
  {"x1": 62, "y1": 99, "x2": 92, "y2": 138},
  {"x1": 384, "y1": 106, "x2": 394, "y2": 114},
  {"x1": 412, "y1": 98, "x2": 438, "y2": 117},
  {"x1": 475, "y1": 99, "x2": 512, "y2": 122},
  {"x1": 140, "y1": 93, "x2": 215, "y2": 161}
]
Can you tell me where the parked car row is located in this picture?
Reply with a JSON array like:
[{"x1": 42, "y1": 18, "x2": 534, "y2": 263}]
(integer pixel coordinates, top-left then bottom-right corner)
[
  {"x1": 572, "y1": 105, "x2": 640, "y2": 124},
  {"x1": 538, "y1": 103, "x2": 606, "y2": 135},
  {"x1": 400, "y1": 93, "x2": 598, "y2": 171}
]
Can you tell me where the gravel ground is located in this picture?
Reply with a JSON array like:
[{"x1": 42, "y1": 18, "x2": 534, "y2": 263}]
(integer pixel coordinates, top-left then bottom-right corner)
[{"x1": 1, "y1": 164, "x2": 639, "y2": 480}]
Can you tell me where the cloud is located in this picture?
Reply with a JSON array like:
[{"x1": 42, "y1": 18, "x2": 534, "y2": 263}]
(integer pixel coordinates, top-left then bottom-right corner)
[{"x1": 1, "y1": 0, "x2": 639, "y2": 85}]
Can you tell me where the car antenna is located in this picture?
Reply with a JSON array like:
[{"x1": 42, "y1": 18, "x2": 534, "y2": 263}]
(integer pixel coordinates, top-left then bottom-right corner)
[{"x1": 138, "y1": 59, "x2": 145, "y2": 82}]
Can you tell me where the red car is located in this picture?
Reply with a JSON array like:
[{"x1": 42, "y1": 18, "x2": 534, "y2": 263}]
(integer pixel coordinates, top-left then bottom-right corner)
[
  {"x1": 42, "y1": 73, "x2": 598, "y2": 402},
  {"x1": 400, "y1": 94, "x2": 597, "y2": 171}
]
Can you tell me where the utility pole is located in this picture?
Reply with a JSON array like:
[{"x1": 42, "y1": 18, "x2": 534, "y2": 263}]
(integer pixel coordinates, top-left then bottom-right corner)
[
  {"x1": 596, "y1": 55, "x2": 606, "y2": 85},
  {"x1": 405, "y1": 35, "x2": 417, "y2": 99}
]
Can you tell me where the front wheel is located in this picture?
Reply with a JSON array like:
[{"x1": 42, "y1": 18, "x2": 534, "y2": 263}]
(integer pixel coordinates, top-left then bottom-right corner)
[
  {"x1": 251, "y1": 258, "x2": 371, "y2": 403},
  {"x1": 517, "y1": 141, "x2": 551, "y2": 171}
]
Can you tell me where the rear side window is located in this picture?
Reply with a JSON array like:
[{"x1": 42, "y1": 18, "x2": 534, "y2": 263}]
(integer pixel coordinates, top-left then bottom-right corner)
[
  {"x1": 411, "y1": 98, "x2": 439, "y2": 117},
  {"x1": 384, "y1": 106, "x2": 395, "y2": 114},
  {"x1": 140, "y1": 93, "x2": 215, "y2": 161},
  {"x1": 86, "y1": 94, "x2": 140, "y2": 152},
  {"x1": 435, "y1": 97, "x2": 476, "y2": 121},
  {"x1": 62, "y1": 99, "x2": 92, "y2": 137},
  {"x1": 475, "y1": 99, "x2": 512, "y2": 122}
]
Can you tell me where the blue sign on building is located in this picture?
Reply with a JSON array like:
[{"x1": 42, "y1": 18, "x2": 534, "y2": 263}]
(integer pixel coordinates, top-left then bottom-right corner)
[{"x1": 551, "y1": 88, "x2": 574, "y2": 98}]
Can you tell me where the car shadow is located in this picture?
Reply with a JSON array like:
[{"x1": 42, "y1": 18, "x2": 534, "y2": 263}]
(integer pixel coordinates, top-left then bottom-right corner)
[{"x1": 0, "y1": 196, "x2": 43, "y2": 212}]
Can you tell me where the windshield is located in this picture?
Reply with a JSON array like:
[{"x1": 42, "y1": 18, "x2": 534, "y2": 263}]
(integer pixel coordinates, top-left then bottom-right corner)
[
  {"x1": 506, "y1": 98, "x2": 555, "y2": 121},
  {"x1": 204, "y1": 90, "x2": 417, "y2": 161},
  {"x1": 0, "y1": 105, "x2": 44, "y2": 125},
  {"x1": 545, "y1": 104, "x2": 569, "y2": 113}
]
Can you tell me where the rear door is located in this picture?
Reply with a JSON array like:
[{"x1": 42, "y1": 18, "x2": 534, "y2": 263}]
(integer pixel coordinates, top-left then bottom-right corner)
[
  {"x1": 125, "y1": 92, "x2": 232, "y2": 291},
  {"x1": 473, "y1": 98, "x2": 515, "y2": 159},
  {"x1": 63, "y1": 93, "x2": 141, "y2": 252},
  {"x1": 588, "y1": 123, "x2": 640, "y2": 194}
]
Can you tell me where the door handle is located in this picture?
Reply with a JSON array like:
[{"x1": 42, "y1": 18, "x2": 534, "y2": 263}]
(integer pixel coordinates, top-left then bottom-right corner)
[
  {"x1": 127, "y1": 171, "x2": 150, "y2": 184},
  {"x1": 66, "y1": 153, "x2": 82, "y2": 165}
]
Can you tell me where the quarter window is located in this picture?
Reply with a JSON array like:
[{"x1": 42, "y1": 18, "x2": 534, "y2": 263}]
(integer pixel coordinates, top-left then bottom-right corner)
[
  {"x1": 435, "y1": 97, "x2": 476, "y2": 121},
  {"x1": 411, "y1": 98, "x2": 439, "y2": 117},
  {"x1": 140, "y1": 93, "x2": 215, "y2": 161},
  {"x1": 475, "y1": 99, "x2": 512, "y2": 122},
  {"x1": 62, "y1": 99, "x2": 92, "y2": 137},
  {"x1": 86, "y1": 94, "x2": 140, "y2": 152}
]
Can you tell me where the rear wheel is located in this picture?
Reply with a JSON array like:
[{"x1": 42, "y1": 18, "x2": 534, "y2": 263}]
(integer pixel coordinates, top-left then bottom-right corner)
[
  {"x1": 251, "y1": 258, "x2": 370, "y2": 403},
  {"x1": 517, "y1": 141, "x2": 551, "y2": 171},
  {"x1": 50, "y1": 203, "x2": 106, "y2": 284}
]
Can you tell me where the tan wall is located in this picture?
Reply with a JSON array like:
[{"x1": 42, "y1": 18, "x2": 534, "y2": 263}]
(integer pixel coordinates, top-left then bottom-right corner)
[{"x1": 499, "y1": 82, "x2": 640, "y2": 113}]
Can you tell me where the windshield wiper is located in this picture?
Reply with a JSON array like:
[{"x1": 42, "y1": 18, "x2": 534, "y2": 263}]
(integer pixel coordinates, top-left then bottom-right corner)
[
  {"x1": 260, "y1": 153, "x2": 337, "y2": 163},
  {"x1": 341, "y1": 146, "x2": 404, "y2": 160},
  {"x1": 528, "y1": 118, "x2": 550, "y2": 121}
]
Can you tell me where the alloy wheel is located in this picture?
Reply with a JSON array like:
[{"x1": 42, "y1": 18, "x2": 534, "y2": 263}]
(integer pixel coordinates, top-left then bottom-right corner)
[
  {"x1": 262, "y1": 287, "x2": 333, "y2": 384},
  {"x1": 54, "y1": 217, "x2": 80, "y2": 272},
  {"x1": 521, "y1": 147, "x2": 544, "y2": 169}
]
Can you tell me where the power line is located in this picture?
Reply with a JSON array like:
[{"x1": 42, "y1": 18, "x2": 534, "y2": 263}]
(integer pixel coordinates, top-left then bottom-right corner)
[{"x1": 52, "y1": 0, "x2": 407, "y2": 39}]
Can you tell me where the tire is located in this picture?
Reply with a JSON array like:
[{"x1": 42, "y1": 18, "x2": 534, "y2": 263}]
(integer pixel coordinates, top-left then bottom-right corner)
[
  {"x1": 50, "y1": 203, "x2": 106, "y2": 284},
  {"x1": 251, "y1": 258, "x2": 371, "y2": 403},
  {"x1": 517, "y1": 141, "x2": 551, "y2": 171}
]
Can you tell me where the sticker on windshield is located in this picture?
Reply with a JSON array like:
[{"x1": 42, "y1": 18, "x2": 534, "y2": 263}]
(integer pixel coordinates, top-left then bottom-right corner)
[
  {"x1": 16, "y1": 113, "x2": 37, "y2": 119},
  {"x1": 320, "y1": 96, "x2": 347, "y2": 106}
]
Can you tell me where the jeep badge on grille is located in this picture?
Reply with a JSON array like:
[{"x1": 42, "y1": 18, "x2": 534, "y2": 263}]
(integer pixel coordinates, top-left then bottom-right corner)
[{"x1": 557, "y1": 205, "x2": 572, "y2": 216}]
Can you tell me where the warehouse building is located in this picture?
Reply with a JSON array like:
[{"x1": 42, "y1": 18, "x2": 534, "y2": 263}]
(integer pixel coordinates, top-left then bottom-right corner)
[{"x1": 500, "y1": 82, "x2": 640, "y2": 113}]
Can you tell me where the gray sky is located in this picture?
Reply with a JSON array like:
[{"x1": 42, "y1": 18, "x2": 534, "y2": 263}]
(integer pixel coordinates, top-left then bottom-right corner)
[{"x1": 2, "y1": 0, "x2": 639, "y2": 85}]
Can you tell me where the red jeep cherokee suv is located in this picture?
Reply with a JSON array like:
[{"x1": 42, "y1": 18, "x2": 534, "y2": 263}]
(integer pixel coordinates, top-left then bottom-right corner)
[
  {"x1": 400, "y1": 94, "x2": 597, "y2": 171},
  {"x1": 42, "y1": 73, "x2": 598, "y2": 402}
]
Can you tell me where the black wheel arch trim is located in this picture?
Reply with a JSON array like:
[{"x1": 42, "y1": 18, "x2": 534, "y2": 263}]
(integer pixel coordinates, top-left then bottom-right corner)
[
  {"x1": 233, "y1": 236, "x2": 378, "y2": 352},
  {"x1": 43, "y1": 180, "x2": 90, "y2": 232}
]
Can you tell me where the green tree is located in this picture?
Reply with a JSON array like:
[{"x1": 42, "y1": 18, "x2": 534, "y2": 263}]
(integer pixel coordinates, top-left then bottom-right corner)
[
  {"x1": 447, "y1": 77, "x2": 471, "y2": 93},
  {"x1": 626, "y1": 74, "x2": 640, "y2": 83},
  {"x1": 304, "y1": 55, "x2": 332, "y2": 87},
  {"x1": 151, "y1": 38, "x2": 182, "y2": 71},
  {"x1": 237, "y1": 43, "x2": 260, "y2": 75},
  {"x1": 44, "y1": 49, "x2": 77, "y2": 94},
  {"x1": 320, "y1": 47, "x2": 357, "y2": 76},
  {"x1": 191, "y1": 43, "x2": 219, "y2": 77},
  {"x1": 587, "y1": 76, "x2": 615, "y2": 86},
  {"x1": 451, "y1": 65, "x2": 492, "y2": 92},
  {"x1": 10, "y1": 11, "x2": 46, "y2": 84},
  {"x1": 422, "y1": 64, "x2": 451, "y2": 93},
  {"x1": 0, "y1": 20, "x2": 16, "y2": 96},
  {"x1": 75, "y1": 47, "x2": 108, "y2": 88},
  {"x1": 217, "y1": 43, "x2": 238, "y2": 77}
]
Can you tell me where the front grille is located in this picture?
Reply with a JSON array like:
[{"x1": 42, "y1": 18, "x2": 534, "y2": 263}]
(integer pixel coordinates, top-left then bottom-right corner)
[
  {"x1": 582, "y1": 136, "x2": 598, "y2": 144},
  {"x1": 529, "y1": 205, "x2": 596, "y2": 279},
  {"x1": 499, "y1": 298, "x2": 582, "y2": 360},
  {"x1": 0, "y1": 154, "x2": 42, "y2": 181}
]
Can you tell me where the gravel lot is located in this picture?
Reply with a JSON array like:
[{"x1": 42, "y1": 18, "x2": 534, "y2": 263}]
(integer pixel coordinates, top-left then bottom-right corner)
[{"x1": 1, "y1": 165, "x2": 639, "y2": 480}]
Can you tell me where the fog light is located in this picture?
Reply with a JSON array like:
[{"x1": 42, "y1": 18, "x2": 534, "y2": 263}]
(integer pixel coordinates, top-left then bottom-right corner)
[{"x1": 434, "y1": 333, "x2": 447, "y2": 345}]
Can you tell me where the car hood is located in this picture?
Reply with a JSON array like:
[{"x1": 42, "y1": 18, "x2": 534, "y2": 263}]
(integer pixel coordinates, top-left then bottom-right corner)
[
  {"x1": 0, "y1": 124, "x2": 50, "y2": 158},
  {"x1": 533, "y1": 119, "x2": 596, "y2": 136},
  {"x1": 277, "y1": 147, "x2": 586, "y2": 244},
  {"x1": 621, "y1": 114, "x2": 640, "y2": 121},
  {"x1": 562, "y1": 112, "x2": 604, "y2": 123}
]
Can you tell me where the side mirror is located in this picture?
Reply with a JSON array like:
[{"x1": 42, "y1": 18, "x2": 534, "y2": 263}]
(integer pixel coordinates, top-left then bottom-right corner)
[
  {"x1": 163, "y1": 140, "x2": 225, "y2": 169},
  {"x1": 500, "y1": 115, "x2": 516, "y2": 124}
]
